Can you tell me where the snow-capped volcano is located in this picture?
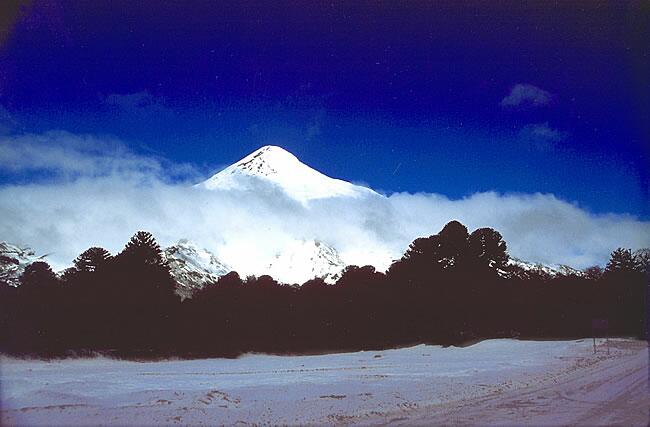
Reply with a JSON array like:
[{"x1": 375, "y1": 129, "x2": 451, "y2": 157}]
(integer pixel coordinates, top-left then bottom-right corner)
[{"x1": 198, "y1": 145, "x2": 380, "y2": 204}]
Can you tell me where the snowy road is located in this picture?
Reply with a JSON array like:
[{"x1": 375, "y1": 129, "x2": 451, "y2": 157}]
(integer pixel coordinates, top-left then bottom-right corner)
[{"x1": 1, "y1": 339, "x2": 648, "y2": 426}]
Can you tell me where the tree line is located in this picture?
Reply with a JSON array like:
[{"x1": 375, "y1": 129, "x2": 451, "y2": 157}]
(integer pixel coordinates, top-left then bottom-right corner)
[{"x1": 0, "y1": 221, "x2": 647, "y2": 358}]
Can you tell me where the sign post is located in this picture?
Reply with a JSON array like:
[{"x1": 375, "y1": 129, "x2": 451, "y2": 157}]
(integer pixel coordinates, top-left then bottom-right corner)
[{"x1": 591, "y1": 318, "x2": 609, "y2": 354}]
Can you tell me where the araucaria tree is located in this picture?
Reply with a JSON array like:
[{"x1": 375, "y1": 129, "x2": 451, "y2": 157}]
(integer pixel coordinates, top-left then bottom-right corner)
[
  {"x1": 605, "y1": 248, "x2": 637, "y2": 273},
  {"x1": 468, "y1": 227, "x2": 508, "y2": 270},
  {"x1": 73, "y1": 247, "x2": 112, "y2": 272},
  {"x1": 0, "y1": 223, "x2": 646, "y2": 358},
  {"x1": 120, "y1": 231, "x2": 165, "y2": 266}
]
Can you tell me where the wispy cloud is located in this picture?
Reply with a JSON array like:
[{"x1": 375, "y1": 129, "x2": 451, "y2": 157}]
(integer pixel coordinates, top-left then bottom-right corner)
[
  {"x1": 0, "y1": 131, "x2": 197, "y2": 183},
  {"x1": 519, "y1": 122, "x2": 569, "y2": 151},
  {"x1": 0, "y1": 104, "x2": 18, "y2": 134},
  {"x1": 103, "y1": 91, "x2": 172, "y2": 115},
  {"x1": 0, "y1": 131, "x2": 647, "y2": 273},
  {"x1": 305, "y1": 113, "x2": 323, "y2": 141},
  {"x1": 501, "y1": 84, "x2": 554, "y2": 109}
]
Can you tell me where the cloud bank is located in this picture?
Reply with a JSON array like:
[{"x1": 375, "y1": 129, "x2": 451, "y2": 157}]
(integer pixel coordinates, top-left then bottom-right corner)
[
  {"x1": 0, "y1": 131, "x2": 198, "y2": 182},
  {"x1": 501, "y1": 84, "x2": 553, "y2": 109},
  {"x1": 0, "y1": 131, "x2": 648, "y2": 274}
]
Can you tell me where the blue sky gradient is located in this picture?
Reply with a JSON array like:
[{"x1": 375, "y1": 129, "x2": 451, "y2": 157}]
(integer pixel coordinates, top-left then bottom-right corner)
[{"x1": 0, "y1": 1, "x2": 648, "y2": 218}]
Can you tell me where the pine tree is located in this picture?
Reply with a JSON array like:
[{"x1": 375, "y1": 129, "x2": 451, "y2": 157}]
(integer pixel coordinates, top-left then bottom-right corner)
[
  {"x1": 73, "y1": 247, "x2": 112, "y2": 272},
  {"x1": 583, "y1": 265, "x2": 604, "y2": 280},
  {"x1": 402, "y1": 236, "x2": 438, "y2": 261},
  {"x1": 605, "y1": 248, "x2": 636, "y2": 273},
  {"x1": 467, "y1": 227, "x2": 508, "y2": 269},
  {"x1": 120, "y1": 231, "x2": 164, "y2": 266},
  {"x1": 437, "y1": 220, "x2": 470, "y2": 266},
  {"x1": 401, "y1": 220, "x2": 470, "y2": 269},
  {"x1": 20, "y1": 261, "x2": 58, "y2": 289}
]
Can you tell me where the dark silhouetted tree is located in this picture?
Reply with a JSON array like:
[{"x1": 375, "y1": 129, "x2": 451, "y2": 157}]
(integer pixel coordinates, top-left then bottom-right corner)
[
  {"x1": 437, "y1": 220, "x2": 470, "y2": 268},
  {"x1": 337, "y1": 265, "x2": 384, "y2": 290},
  {"x1": 583, "y1": 265, "x2": 604, "y2": 280},
  {"x1": 20, "y1": 261, "x2": 58, "y2": 289},
  {"x1": 218, "y1": 271, "x2": 243, "y2": 289},
  {"x1": 402, "y1": 236, "x2": 436, "y2": 261},
  {"x1": 605, "y1": 248, "x2": 636, "y2": 273},
  {"x1": 2, "y1": 221, "x2": 647, "y2": 358},
  {"x1": 120, "y1": 231, "x2": 164, "y2": 266},
  {"x1": 59, "y1": 267, "x2": 79, "y2": 283},
  {"x1": 73, "y1": 247, "x2": 112, "y2": 272},
  {"x1": 468, "y1": 227, "x2": 508, "y2": 270},
  {"x1": 301, "y1": 277, "x2": 328, "y2": 292}
]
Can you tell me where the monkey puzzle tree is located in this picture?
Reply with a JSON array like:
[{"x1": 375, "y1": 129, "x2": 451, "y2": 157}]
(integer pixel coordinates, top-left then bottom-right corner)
[
  {"x1": 467, "y1": 227, "x2": 508, "y2": 270},
  {"x1": 605, "y1": 248, "x2": 636, "y2": 274},
  {"x1": 120, "y1": 231, "x2": 165, "y2": 266},
  {"x1": 19, "y1": 261, "x2": 58, "y2": 290},
  {"x1": 73, "y1": 247, "x2": 112, "y2": 272}
]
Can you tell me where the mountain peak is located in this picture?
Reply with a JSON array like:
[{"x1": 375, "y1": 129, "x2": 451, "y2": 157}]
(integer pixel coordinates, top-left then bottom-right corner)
[
  {"x1": 230, "y1": 145, "x2": 301, "y2": 178},
  {"x1": 252, "y1": 145, "x2": 294, "y2": 155},
  {"x1": 198, "y1": 146, "x2": 380, "y2": 203}
]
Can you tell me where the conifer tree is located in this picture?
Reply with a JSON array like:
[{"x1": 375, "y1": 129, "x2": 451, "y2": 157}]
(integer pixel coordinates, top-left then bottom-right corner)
[
  {"x1": 605, "y1": 248, "x2": 636, "y2": 273},
  {"x1": 19, "y1": 261, "x2": 58, "y2": 289},
  {"x1": 121, "y1": 231, "x2": 164, "y2": 266},
  {"x1": 73, "y1": 247, "x2": 112, "y2": 272},
  {"x1": 468, "y1": 227, "x2": 508, "y2": 269}
]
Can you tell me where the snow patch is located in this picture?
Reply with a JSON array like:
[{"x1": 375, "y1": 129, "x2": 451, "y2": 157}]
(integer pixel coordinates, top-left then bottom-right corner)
[{"x1": 0, "y1": 242, "x2": 48, "y2": 286}]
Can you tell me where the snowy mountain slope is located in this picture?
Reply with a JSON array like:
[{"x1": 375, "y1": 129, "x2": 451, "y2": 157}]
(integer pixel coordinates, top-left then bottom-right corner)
[
  {"x1": 505, "y1": 257, "x2": 584, "y2": 279},
  {"x1": 163, "y1": 240, "x2": 231, "y2": 298},
  {"x1": 164, "y1": 238, "x2": 346, "y2": 292},
  {"x1": 0, "y1": 242, "x2": 47, "y2": 287},
  {"x1": 198, "y1": 145, "x2": 380, "y2": 204},
  {"x1": 265, "y1": 239, "x2": 346, "y2": 285}
]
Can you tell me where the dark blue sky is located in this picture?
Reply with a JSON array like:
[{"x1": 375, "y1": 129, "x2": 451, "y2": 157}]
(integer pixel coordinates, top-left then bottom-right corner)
[{"x1": 1, "y1": 1, "x2": 648, "y2": 218}]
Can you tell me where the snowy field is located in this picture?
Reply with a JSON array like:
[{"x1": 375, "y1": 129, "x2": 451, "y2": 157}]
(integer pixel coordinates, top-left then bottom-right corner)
[{"x1": 1, "y1": 339, "x2": 648, "y2": 426}]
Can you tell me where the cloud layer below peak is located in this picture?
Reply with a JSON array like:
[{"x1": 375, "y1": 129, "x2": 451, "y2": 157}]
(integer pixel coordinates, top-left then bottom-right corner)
[{"x1": 0, "y1": 131, "x2": 647, "y2": 274}]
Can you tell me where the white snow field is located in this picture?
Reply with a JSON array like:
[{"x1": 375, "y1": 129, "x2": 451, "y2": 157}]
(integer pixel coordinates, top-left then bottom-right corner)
[{"x1": 1, "y1": 339, "x2": 648, "y2": 426}]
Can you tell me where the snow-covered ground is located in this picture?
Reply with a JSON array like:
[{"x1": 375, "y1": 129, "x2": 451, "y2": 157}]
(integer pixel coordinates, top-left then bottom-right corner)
[{"x1": 1, "y1": 339, "x2": 648, "y2": 426}]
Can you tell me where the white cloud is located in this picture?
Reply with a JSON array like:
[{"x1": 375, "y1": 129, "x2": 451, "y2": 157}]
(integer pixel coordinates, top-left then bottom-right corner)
[
  {"x1": 0, "y1": 131, "x2": 198, "y2": 182},
  {"x1": 0, "y1": 132, "x2": 648, "y2": 273},
  {"x1": 501, "y1": 84, "x2": 553, "y2": 109}
]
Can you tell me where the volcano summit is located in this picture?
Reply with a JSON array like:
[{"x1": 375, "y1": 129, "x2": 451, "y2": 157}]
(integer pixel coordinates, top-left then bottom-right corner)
[{"x1": 198, "y1": 145, "x2": 380, "y2": 204}]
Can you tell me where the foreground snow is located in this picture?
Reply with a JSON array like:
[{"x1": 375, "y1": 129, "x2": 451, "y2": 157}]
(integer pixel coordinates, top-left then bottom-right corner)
[{"x1": 1, "y1": 339, "x2": 648, "y2": 426}]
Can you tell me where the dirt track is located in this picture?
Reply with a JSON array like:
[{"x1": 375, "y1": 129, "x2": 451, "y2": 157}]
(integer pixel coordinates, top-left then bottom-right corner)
[{"x1": 387, "y1": 340, "x2": 649, "y2": 426}]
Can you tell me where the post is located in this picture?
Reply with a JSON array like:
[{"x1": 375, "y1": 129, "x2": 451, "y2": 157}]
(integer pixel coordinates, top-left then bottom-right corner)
[{"x1": 591, "y1": 318, "x2": 609, "y2": 355}]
